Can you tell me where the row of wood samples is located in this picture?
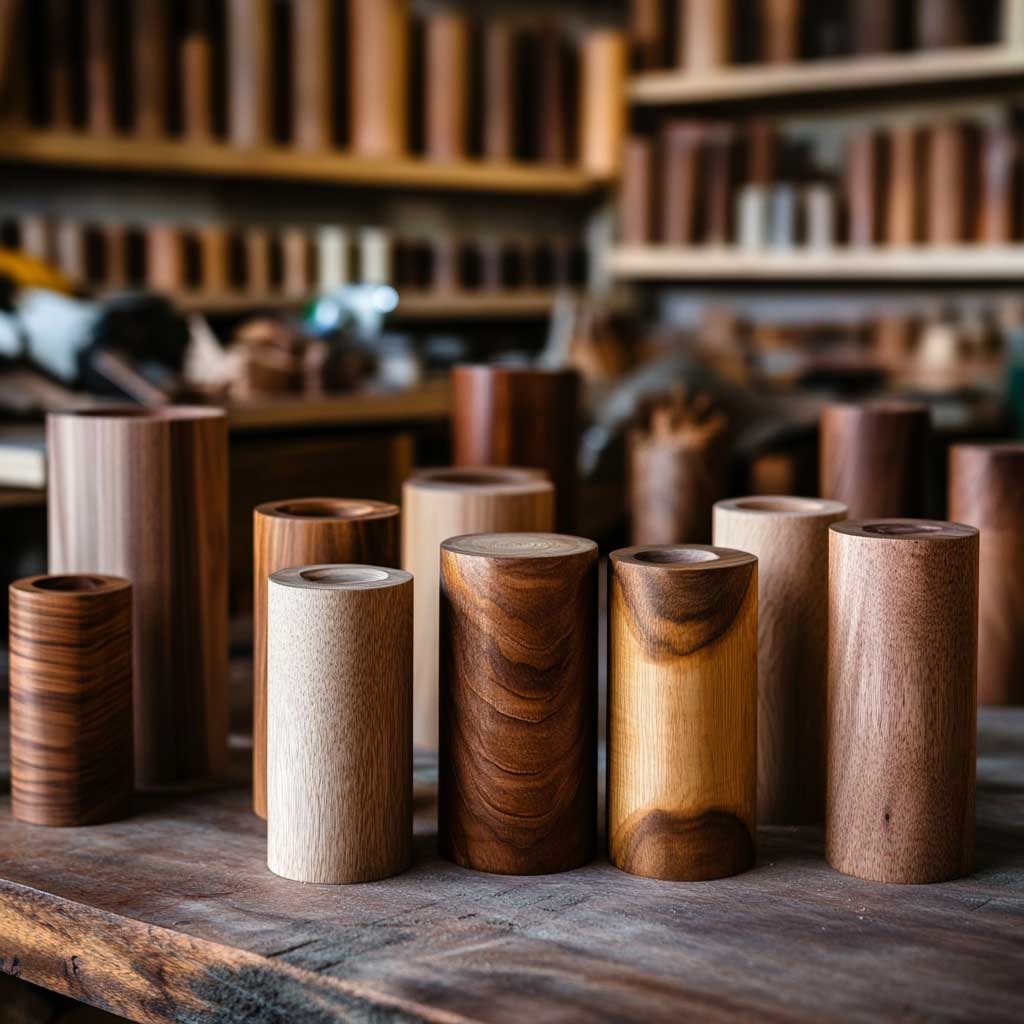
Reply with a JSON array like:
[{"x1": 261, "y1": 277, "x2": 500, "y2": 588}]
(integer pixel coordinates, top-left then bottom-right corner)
[{"x1": 6, "y1": 0, "x2": 625, "y2": 176}]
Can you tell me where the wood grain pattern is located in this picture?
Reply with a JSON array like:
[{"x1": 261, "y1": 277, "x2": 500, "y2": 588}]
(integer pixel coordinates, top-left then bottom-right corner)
[
  {"x1": 350, "y1": 0, "x2": 408, "y2": 158},
  {"x1": 425, "y1": 10, "x2": 469, "y2": 162},
  {"x1": 678, "y1": 0, "x2": 732, "y2": 70},
  {"x1": 267, "y1": 565, "x2": 412, "y2": 884},
  {"x1": 402, "y1": 467, "x2": 554, "y2": 750},
  {"x1": 292, "y1": 0, "x2": 333, "y2": 151},
  {"x1": 827, "y1": 520, "x2": 977, "y2": 884},
  {"x1": 225, "y1": 0, "x2": 271, "y2": 148},
  {"x1": 439, "y1": 533, "x2": 597, "y2": 875},
  {"x1": 819, "y1": 400, "x2": 930, "y2": 519},
  {"x1": 608, "y1": 545, "x2": 758, "y2": 881},
  {"x1": 47, "y1": 406, "x2": 229, "y2": 788},
  {"x1": 252, "y1": 497, "x2": 400, "y2": 818},
  {"x1": 8, "y1": 574, "x2": 133, "y2": 827},
  {"x1": 949, "y1": 443, "x2": 1024, "y2": 706},
  {"x1": 713, "y1": 497, "x2": 847, "y2": 824},
  {"x1": 579, "y1": 28, "x2": 626, "y2": 176}
]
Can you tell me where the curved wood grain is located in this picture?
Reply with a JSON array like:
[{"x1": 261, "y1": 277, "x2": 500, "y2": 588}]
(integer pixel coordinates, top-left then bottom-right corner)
[
  {"x1": 827, "y1": 519, "x2": 977, "y2": 883},
  {"x1": 252, "y1": 498, "x2": 400, "y2": 818},
  {"x1": 9, "y1": 574, "x2": 133, "y2": 827},
  {"x1": 608, "y1": 545, "x2": 758, "y2": 880},
  {"x1": 438, "y1": 533, "x2": 598, "y2": 874}
]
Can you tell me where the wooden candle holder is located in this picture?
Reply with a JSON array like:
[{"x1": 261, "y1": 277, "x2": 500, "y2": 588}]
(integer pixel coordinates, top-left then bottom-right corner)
[
  {"x1": 47, "y1": 407, "x2": 229, "y2": 788},
  {"x1": 827, "y1": 520, "x2": 977, "y2": 884},
  {"x1": 439, "y1": 533, "x2": 598, "y2": 875},
  {"x1": 713, "y1": 497, "x2": 847, "y2": 823},
  {"x1": 608, "y1": 545, "x2": 758, "y2": 881},
  {"x1": 9, "y1": 574, "x2": 133, "y2": 827},
  {"x1": 267, "y1": 565, "x2": 412, "y2": 884}
]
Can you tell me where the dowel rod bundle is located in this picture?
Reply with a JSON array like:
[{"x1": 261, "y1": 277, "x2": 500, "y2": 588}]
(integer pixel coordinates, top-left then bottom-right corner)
[
  {"x1": 827, "y1": 520, "x2": 977, "y2": 884},
  {"x1": 402, "y1": 467, "x2": 554, "y2": 750},
  {"x1": 439, "y1": 533, "x2": 598, "y2": 875},
  {"x1": 267, "y1": 565, "x2": 412, "y2": 884},
  {"x1": 350, "y1": 0, "x2": 408, "y2": 158},
  {"x1": 608, "y1": 545, "x2": 758, "y2": 881},
  {"x1": 579, "y1": 28, "x2": 626, "y2": 177},
  {"x1": 252, "y1": 497, "x2": 400, "y2": 818},
  {"x1": 9, "y1": 574, "x2": 133, "y2": 827},
  {"x1": 713, "y1": 497, "x2": 847, "y2": 823}
]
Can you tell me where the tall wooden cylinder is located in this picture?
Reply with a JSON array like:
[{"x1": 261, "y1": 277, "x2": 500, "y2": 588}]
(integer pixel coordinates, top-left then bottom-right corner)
[
  {"x1": 713, "y1": 497, "x2": 847, "y2": 823},
  {"x1": 47, "y1": 407, "x2": 229, "y2": 788},
  {"x1": 762, "y1": 0, "x2": 801, "y2": 63},
  {"x1": 483, "y1": 21, "x2": 516, "y2": 162},
  {"x1": 424, "y1": 10, "x2": 469, "y2": 161},
  {"x1": 579, "y1": 28, "x2": 626, "y2": 177},
  {"x1": 226, "y1": 0, "x2": 272, "y2": 147},
  {"x1": 9, "y1": 574, "x2": 133, "y2": 827},
  {"x1": 267, "y1": 565, "x2": 412, "y2": 884},
  {"x1": 827, "y1": 520, "x2": 977, "y2": 884},
  {"x1": 439, "y1": 533, "x2": 598, "y2": 875},
  {"x1": 949, "y1": 443, "x2": 1024, "y2": 706},
  {"x1": 252, "y1": 498, "x2": 401, "y2": 818},
  {"x1": 402, "y1": 468, "x2": 554, "y2": 750},
  {"x1": 350, "y1": 0, "x2": 408, "y2": 158},
  {"x1": 292, "y1": 0, "x2": 333, "y2": 151},
  {"x1": 608, "y1": 545, "x2": 758, "y2": 881},
  {"x1": 678, "y1": 0, "x2": 732, "y2": 70},
  {"x1": 819, "y1": 401, "x2": 930, "y2": 519}
]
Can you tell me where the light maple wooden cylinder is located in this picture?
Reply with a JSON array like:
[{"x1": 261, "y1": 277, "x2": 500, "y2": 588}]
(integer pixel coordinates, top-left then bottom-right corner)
[
  {"x1": 350, "y1": 0, "x2": 408, "y2": 158},
  {"x1": 579, "y1": 28, "x2": 626, "y2": 176},
  {"x1": 949, "y1": 443, "x2": 1024, "y2": 706},
  {"x1": 252, "y1": 498, "x2": 401, "y2": 818},
  {"x1": 267, "y1": 565, "x2": 412, "y2": 884},
  {"x1": 713, "y1": 497, "x2": 847, "y2": 824},
  {"x1": 827, "y1": 520, "x2": 977, "y2": 884},
  {"x1": 47, "y1": 407, "x2": 229, "y2": 788},
  {"x1": 608, "y1": 545, "x2": 758, "y2": 881}
]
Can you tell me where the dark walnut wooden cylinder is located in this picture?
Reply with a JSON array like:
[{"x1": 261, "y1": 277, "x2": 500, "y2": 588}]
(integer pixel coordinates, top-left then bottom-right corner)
[
  {"x1": 608, "y1": 545, "x2": 758, "y2": 881},
  {"x1": 827, "y1": 520, "x2": 978, "y2": 884},
  {"x1": 450, "y1": 365, "x2": 580, "y2": 532},
  {"x1": 949, "y1": 443, "x2": 1024, "y2": 706},
  {"x1": 439, "y1": 533, "x2": 598, "y2": 875},
  {"x1": 252, "y1": 497, "x2": 400, "y2": 818},
  {"x1": 47, "y1": 407, "x2": 229, "y2": 789},
  {"x1": 819, "y1": 401, "x2": 930, "y2": 519},
  {"x1": 9, "y1": 574, "x2": 133, "y2": 827},
  {"x1": 714, "y1": 497, "x2": 847, "y2": 824}
]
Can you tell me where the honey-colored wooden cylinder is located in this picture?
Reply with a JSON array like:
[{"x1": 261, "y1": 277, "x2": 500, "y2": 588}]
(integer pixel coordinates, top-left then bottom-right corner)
[
  {"x1": 9, "y1": 574, "x2": 133, "y2": 827},
  {"x1": 949, "y1": 443, "x2": 1024, "y2": 706},
  {"x1": 827, "y1": 520, "x2": 977, "y2": 884},
  {"x1": 819, "y1": 401, "x2": 930, "y2": 519},
  {"x1": 182, "y1": 0, "x2": 213, "y2": 142},
  {"x1": 350, "y1": 0, "x2": 408, "y2": 158},
  {"x1": 579, "y1": 28, "x2": 627, "y2": 177},
  {"x1": 425, "y1": 10, "x2": 469, "y2": 162},
  {"x1": 678, "y1": 0, "x2": 732, "y2": 70},
  {"x1": 47, "y1": 407, "x2": 229, "y2": 788},
  {"x1": 252, "y1": 497, "x2": 400, "y2": 818},
  {"x1": 886, "y1": 124, "x2": 924, "y2": 246},
  {"x1": 402, "y1": 468, "x2": 554, "y2": 750},
  {"x1": 762, "y1": 0, "x2": 801, "y2": 63},
  {"x1": 267, "y1": 565, "x2": 412, "y2": 884},
  {"x1": 713, "y1": 497, "x2": 847, "y2": 823},
  {"x1": 439, "y1": 533, "x2": 598, "y2": 875},
  {"x1": 608, "y1": 545, "x2": 758, "y2": 881}
]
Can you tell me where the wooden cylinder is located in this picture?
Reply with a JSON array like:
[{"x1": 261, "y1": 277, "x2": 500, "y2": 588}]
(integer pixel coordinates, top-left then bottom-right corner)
[
  {"x1": 197, "y1": 224, "x2": 229, "y2": 294},
  {"x1": 927, "y1": 122, "x2": 970, "y2": 244},
  {"x1": 886, "y1": 124, "x2": 924, "y2": 246},
  {"x1": 578, "y1": 28, "x2": 626, "y2": 177},
  {"x1": 182, "y1": 0, "x2": 213, "y2": 142},
  {"x1": 608, "y1": 544, "x2": 758, "y2": 881},
  {"x1": 949, "y1": 443, "x2": 1024, "y2": 706},
  {"x1": 850, "y1": 3, "x2": 896, "y2": 53},
  {"x1": 225, "y1": 0, "x2": 271, "y2": 147},
  {"x1": 483, "y1": 21, "x2": 516, "y2": 162},
  {"x1": 819, "y1": 401, "x2": 930, "y2": 519},
  {"x1": 350, "y1": 0, "x2": 408, "y2": 158},
  {"x1": 292, "y1": 0, "x2": 333, "y2": 151},
  {"x1": 827, "y1": 520, "x2": 977, "y2": 884},
  {"x1": 439, "y1": 533, "x2": 598, "y2": 875},
  {"x1": 267, "y1": 564, "x2": 412, "y2": 884},
  {"x1": 47, "y1": 407, "x2": 229, "y2": 788},
  {"x1": 678, "y1": 0, "x2": 732, "y2": 70},
  {"x1": 846, "y1": 129, "x2": 883, "y2": 247},
  {"x1": 661, "y1": 121, "x2": 702, "y2": 245},
  {"x1": 424, "y1": 10, "x2": 469, "y2": 162},
  {"x1": 245, "y1": 227, "x2": 271, "y2": 295},
  {"x1": 9, "y1": 574, "x2": 133, "y2": 827},
  {"x1": 621, "y1": 137, "x2": 654, "y2": 244},
  {"x1": 281, "y1": 228, "x2": 310, "y2": 299},
  {"x1": 146, "y1": 223, "x2": 183, "y2": 294},
  {"x1": 133, "y1": 0, "x2": 169, "y2": 137},
  {"x1": 402, "y1": 468, "x2": 554, "y2": 750},
  {"x1": 713, "y1": 497, "x2": 847, "y2": 823},
  {"x1": 252, "y1": 498, "x2": 400, "y2": 818},
  {"x1": 762, "y1": 0, "x2": 801, "y2": 63}
]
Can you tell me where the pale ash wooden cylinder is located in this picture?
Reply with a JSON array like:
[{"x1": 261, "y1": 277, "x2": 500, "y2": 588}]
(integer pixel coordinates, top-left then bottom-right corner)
[
  {"x1": 827, "y1": 520, "x2": 978, "y2": 884},
  {"x1": 401, "y1": 468, "x2": 554, "y2": 750},
  {"x1": 267, "y1": 565, "x2": 412, "y2": 884},
  {"x1": 713, "y1": 496, "x2": 847, "y2": 824},
  {"x1": 608, "y1": 545, "x2": 758, "y2": 881}
]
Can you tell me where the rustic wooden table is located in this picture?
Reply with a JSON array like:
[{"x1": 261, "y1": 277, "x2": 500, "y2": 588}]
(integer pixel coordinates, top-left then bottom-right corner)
[{"x1": 0, "y1": 709, "x2": 1021, "y2": 1023}]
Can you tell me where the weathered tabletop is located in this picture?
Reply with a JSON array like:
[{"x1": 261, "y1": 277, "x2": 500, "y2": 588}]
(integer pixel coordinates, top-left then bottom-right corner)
[{"x1": 0, "y1": 710, "x2": 1021, "y2": 1023}]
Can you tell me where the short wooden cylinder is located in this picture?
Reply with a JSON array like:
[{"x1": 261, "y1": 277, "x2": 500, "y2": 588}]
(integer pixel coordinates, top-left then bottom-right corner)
[
  {"x1": 267, "y1": 564, "x2": 413, "y2": 884},
  {"x1": 949, "y1": 443, "x2": 1024, "y2": 706},
  {"x1": 439, "y1": 533, "x2": 598, "y2": 875},
  {"x1": 47, "y1": 407, "x2": 229, "y2": 789},
  {"x1": 713, "y1": 497, "x2": 847, "y2": 824},
  {"x1": 9, "y1": 574, "x2": 133, "y2": 827},
  {"x1": 827, "y1": 520, "x2": 978, "y2": 884},
  {"x1": 608, "y1": 545, "x2": 758, "y2": 881},
  {"x1": 252, "y1": 497, "x2": 400, "y2": 818},
  {"x1": 402, "y1": 468, "x2": 554, "y2": 750},
  {"x1": 819, "y1": 401, "x2": 930, "y2": 519}
]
